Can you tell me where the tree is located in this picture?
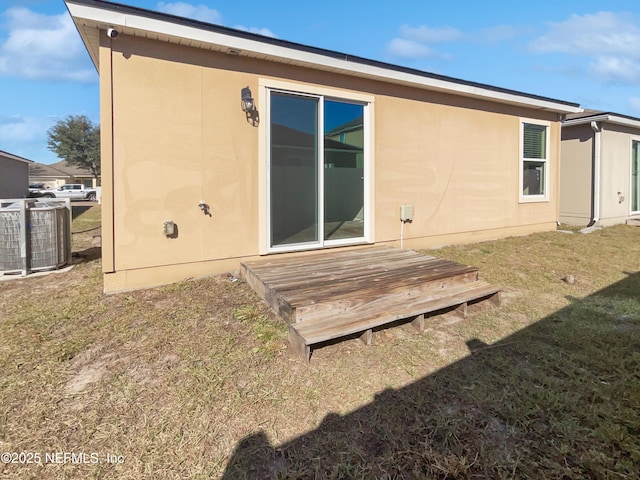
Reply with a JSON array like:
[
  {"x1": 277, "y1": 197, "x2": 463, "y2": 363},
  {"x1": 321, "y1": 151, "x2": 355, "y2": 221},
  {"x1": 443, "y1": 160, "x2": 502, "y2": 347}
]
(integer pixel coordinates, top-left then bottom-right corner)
[{"x1": 47, "y1": 115, "x2": 101, "y2": 179}]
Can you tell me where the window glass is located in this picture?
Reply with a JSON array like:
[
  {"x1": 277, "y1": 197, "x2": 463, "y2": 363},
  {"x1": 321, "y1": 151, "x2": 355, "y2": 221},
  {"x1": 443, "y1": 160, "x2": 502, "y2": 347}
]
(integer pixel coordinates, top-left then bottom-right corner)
[
  {"x1": 523, "y1": 161, "x2": 545, "y2": 196},
  {"x1": 522, "y1": 122, "x2": 548, "y2": 198},
  {"x1": 523, "y1": 123, "x2": 546, "y2": 159},
  {"x1": 269, "y1": 92, "x2": 319, "y2": 246},
  {"x1": 324, "y1": 100, "x2": 364, "y2": 240}
]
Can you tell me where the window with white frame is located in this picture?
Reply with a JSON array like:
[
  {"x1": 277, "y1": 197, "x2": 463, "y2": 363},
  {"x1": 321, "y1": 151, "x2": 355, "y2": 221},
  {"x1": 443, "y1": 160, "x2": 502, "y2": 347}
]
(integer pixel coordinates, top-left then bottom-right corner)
[{"x1": 520, "y1": 120, "x2": 549, "y2": 200}]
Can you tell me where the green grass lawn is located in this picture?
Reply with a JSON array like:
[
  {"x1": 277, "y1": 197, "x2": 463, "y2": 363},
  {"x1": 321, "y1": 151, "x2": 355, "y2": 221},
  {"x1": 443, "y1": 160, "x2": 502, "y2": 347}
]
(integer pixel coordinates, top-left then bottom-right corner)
[{"x1": 0, "y1": 207, "x2": 638, "y2": 479}]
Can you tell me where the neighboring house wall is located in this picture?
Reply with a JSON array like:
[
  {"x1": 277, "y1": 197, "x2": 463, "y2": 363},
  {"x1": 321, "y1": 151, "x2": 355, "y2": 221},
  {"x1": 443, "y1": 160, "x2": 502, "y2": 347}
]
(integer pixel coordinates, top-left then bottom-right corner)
[
  {"x1": 600, "y1": 125, "x2": 636, "y2": 224},
  {"x1": 97, "y1": 33, "x2": 566, "y2": 292},
  {"x1": 560, "y1": 124, "x2": 594, "y2": 225},
  {"x1": 560, "y1": 119, "x2": 640, "y2": 226},
  {"x1": 0, "y1": 156, "x2": 30, "y2": 198},
  {"x1": 30, "y1": 160, "x2": 99, "y2": 189},
  {"x1": 29, "y1": 176, "x2": 95, "y2": 189}
]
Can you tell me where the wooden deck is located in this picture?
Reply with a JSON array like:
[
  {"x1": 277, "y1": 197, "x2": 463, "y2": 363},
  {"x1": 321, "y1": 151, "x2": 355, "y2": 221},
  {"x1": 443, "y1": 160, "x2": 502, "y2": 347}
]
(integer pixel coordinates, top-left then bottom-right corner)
[{"x1": 241, "y1": 246, "x2": 501, "y2": 362}]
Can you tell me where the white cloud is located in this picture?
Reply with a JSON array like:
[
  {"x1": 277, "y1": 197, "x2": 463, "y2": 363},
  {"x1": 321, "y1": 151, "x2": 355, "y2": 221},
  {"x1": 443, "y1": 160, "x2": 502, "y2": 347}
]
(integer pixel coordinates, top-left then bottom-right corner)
[
  {"x1": 0, "y1": 115, "x2": 51, "y2": 144},
  {"x1": 156, "y1": 3, "x2": 276, "y2": 38},
  {"x1": 386, "y1": 24, "x2": 462, "y2": 60},
  {"x1": 478, "y1": 25, "x2": 524, "y2": 43},
  {"x1": 0, "y1": 7, "x2": 95, "y2": 82},
  {"x1": 156, "y1": 2, "x2": 222, "y2": 24},
  {"x1": 530, "y1": 11, "x2": 640, "y2": 84},
  {"x1": 629, "y1": 97, "x2": 640, "y2": 114},
  {"x1": 591, "y1": 57, "x2": 640, "y2": 83},
  {"x1": 399, "y1": 25, "x2": 464, "y2": 43},
  {"x1": 386, "y1": 38, "x2": 438, "y2": 59},
  {"x1": 233, "y1": 25, "x2": 277, "y2": 38}
]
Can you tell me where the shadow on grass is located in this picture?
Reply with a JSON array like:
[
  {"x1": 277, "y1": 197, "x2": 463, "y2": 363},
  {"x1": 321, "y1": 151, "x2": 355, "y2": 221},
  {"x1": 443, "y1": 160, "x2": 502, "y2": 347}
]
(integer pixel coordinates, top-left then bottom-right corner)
[
  {"x1": 222, "y1": 272, "x2": 640, "y2": 479},
  {"x1": 71, "y1": 246, "x2": 102, "y2": 263},
  {"x1": 71, "y1": 204, "x2": 93, "y2": 220}
]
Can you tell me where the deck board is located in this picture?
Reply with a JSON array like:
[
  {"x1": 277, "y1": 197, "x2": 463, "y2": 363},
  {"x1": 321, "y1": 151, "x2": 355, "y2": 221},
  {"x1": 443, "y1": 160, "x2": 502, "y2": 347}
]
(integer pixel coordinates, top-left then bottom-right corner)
[{"x1": 295, "y1": 281, "x2": 501, "y2": 344}]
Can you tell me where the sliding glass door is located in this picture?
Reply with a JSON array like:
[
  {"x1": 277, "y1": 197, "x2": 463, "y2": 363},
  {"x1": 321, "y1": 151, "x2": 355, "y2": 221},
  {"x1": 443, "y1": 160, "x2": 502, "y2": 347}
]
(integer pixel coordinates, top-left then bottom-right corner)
[
  {"x1": 268, "y1": 90, "x2": 366, "y2": 250},
  {"x1": 270, "y1": 93, "x2": 319, "y2": 246},
  {"x1": 323, "y1": 100, "x2": 365, "y2": 241}
]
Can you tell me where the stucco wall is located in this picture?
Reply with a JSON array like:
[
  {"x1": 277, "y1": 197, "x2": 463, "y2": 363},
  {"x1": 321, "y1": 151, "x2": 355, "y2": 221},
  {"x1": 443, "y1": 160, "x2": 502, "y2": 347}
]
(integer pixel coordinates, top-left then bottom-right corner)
[
  {"x1": 100, "y1": 33, "x2": 562, "y2": 292},
  {"x1": 559, "y1": 122, "x2": 640, "y2": 227},
  {"x1": 0, "y1": 157, "x2": 29, "y2": 199},
  {"x1": 599, "y1": 125, "x2": 638, "y2": 225},
  {"x1": 372, "y1": 87, "x2": 559, "y2": 245},
  {"x1": 559, "y1": 123, "x2": 594, "y2": 225}
]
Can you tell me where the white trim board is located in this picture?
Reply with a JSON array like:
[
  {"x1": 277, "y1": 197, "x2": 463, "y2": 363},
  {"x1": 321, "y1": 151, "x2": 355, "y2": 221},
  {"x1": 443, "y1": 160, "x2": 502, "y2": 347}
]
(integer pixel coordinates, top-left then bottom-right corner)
[{"x1": 66, "y1": 0, "x2": 582, "y2": 114}]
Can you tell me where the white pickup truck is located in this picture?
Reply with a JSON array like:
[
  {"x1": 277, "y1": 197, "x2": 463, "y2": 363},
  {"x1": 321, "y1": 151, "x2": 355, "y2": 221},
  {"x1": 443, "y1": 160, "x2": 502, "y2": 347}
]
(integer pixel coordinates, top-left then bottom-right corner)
[{"x1": 37, "y1": 184, "x2": 97, "y2": 201}]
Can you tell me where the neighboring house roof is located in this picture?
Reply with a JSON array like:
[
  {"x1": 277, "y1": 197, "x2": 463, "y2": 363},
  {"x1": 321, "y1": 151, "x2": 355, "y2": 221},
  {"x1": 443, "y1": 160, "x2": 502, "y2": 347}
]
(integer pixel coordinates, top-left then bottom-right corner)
[
  {"x1": 0, "y1": 149, "x2": 34, "y2": 164},
  {"x1": 272, "y1": 124, "x2": 361, "y2": 152},
  {"x1": 326, "y1": 117, "x2": 363, "y2": 137},
  {"x1": 30, "y1": 160, "x2": 95, "y2": 178},
  {"x1": 48, "y1": 160, "x2": 95, "y2": 177},
  {"x1": 65, "y1": 0, "x2": 582, "y2": 115},
  {"x1": 563, "y1": 109, "x2": 640, "y2": 129}
]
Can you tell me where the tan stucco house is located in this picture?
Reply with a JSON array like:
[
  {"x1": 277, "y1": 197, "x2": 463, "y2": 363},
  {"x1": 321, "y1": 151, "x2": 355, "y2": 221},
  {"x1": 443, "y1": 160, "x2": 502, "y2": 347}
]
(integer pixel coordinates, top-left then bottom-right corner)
[
  {"x1": 560, "y1": 110, "x2": 640, "y2": 226},
  {"x1": 0, "y1": 150, "x2": 33, "y2": 198},
  {"x1": 29, "y1": 160, "x2": 100, "y2": 190},
  {"x1": 66, "y1": 0, "x2": 582, "y2": 293}
]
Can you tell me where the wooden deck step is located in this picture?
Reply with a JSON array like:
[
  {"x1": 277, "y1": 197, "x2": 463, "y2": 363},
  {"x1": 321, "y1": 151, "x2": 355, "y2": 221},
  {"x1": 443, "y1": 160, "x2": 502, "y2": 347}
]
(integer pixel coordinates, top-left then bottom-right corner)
[
  {"x1": 241, "y1": 247, "x2": 479, "y2": 323},
  {"x1": 289, "y1": 280, "x2": 501, "y2": 362},
  {"x1": 293, "y1": 267, "x2": 478, "y2": 323},
  {"x1": 241, "y1": 246, "x2": 501, "y2": 362}
]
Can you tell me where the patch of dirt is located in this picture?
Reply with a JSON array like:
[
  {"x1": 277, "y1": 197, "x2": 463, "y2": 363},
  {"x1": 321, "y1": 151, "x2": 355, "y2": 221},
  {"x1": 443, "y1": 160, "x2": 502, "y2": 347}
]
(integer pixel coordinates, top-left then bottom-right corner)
[{"x1": 64, "y1": 351, "x2": 122, "y2": 395}]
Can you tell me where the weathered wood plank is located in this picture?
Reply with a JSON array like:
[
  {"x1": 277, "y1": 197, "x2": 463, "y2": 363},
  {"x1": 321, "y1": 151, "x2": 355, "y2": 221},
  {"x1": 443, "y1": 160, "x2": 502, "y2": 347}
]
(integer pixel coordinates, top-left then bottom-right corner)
[
  {"x1": 265, "y1": 256, "x2": 452, "y2": 292},
  {"x1": 293, "y1": 271, "x2": 479, "y2": 322},
  {"x1": 241, "y1": 261, "x2": 296, "y2": 322},
  {"x1": 242, "y1": 246, "x2": 415, "y2": 276},
  {"x1": 488, "y1": 291, "x2": 501, "y2": 307},
  {"x1": 359, "y1": 329, "x2": 373, "y2": 345},
  {"x1": 283, "y1": 265, "x2": 478, "y2": 307},
  {"x1": 293, "y1": 282, "x2": 501, "y2": 345},
  {"x1": 288, "y1": 325, "x2": 311, "y2": 363},
  {"x1": 411, "y1": 314, "x2": 425, "y2": 332},
  {"x1": 273, "y1": 258, "x2": 467, "y2": 295},
  {"x1": 252, "y1": 252, "x2": 443, "y2": 290},
  {"x1": 453, "y1": 302, "x2": 468, "y2": 318}
]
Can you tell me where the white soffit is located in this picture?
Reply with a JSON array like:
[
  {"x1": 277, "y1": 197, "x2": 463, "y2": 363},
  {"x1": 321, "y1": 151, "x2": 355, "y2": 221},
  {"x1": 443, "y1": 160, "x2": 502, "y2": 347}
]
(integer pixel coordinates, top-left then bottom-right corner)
[
  {"x1": 563, "y1": 114, "x2": 640, "y2": 129},
  {"x1": 67, "y1": 1, "x2": 582, "y2": 114}
]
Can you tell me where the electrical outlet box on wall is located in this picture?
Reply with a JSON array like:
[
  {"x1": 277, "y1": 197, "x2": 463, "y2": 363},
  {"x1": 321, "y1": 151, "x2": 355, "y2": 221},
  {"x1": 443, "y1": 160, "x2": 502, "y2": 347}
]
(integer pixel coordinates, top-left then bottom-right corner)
[{"x1": 400, "y1": 204, "x2": 413, "y2": 222}]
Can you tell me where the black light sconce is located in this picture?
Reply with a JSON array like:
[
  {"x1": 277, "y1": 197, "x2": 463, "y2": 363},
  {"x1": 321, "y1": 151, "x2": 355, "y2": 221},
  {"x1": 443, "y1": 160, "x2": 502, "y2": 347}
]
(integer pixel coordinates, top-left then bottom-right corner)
[
  {"x1": 241, "y1": 86, "x2": 259, "y2": 126},
  {"x1": 241, "y1": 87, "x2": 255, "y2": 114}
]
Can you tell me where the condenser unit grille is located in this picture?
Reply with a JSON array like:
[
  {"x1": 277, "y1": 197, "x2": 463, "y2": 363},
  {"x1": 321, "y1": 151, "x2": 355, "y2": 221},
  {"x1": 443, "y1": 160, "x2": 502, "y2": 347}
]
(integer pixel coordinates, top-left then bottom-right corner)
[{"x1": 0, "y1": 199, "x2": 72, "y2": 275}]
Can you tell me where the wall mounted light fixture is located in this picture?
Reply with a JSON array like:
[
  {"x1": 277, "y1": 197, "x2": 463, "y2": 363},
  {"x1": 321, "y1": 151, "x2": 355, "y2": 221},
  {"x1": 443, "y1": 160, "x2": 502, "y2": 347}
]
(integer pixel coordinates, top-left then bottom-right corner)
[
  {"x1": 240, "y1": 86, "x2": 259, "y2": 126},
  {"x1": 241, "y1": 87, "x2": 255, "y2": 114}
]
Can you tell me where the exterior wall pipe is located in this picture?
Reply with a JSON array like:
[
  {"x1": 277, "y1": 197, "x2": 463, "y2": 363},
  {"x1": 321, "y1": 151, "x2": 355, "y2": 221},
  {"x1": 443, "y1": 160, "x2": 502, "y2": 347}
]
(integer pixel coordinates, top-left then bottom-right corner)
[{"x1": 589, "y1": 121, "x2": 602, "y2": 226}]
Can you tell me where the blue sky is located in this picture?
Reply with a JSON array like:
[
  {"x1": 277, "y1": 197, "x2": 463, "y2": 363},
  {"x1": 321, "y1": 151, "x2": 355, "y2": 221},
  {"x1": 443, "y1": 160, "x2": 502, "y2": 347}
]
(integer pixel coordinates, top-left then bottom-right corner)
[{"x1": 2, "y1": 0, "x2": 640, "y2": 164}]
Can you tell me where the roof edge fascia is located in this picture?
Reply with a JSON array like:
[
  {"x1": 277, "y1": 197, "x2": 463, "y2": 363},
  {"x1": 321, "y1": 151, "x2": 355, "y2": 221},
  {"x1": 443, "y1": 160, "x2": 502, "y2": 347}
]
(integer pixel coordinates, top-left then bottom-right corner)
[
  {"x1": 563, "y1": 113, "x2": 640, "y2": 129},
  {"x1": 0, "y1": 151, "x2": 34, "y2": 164},
  {"x1": 65, "y1": 0, "x2": 582, "y2": 114}
]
